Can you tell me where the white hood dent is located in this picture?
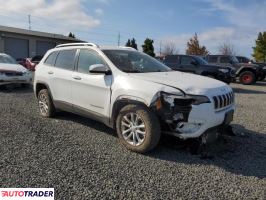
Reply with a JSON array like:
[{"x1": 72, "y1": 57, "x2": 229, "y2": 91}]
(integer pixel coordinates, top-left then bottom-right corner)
[
  {"x1": 129, "y1": 71, "x2": 231, "y2": 96},
  {"x1": 0, "y1": 63, "x2": 27, "y2": 73}
]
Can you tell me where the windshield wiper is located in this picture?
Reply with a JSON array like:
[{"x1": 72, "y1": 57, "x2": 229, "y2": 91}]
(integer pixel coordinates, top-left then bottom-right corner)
[{"x1": 123, "y1": 70, "x2": 142, "y2": 73}]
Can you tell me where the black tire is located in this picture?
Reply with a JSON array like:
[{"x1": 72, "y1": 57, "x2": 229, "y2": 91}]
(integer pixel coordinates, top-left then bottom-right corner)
[
  {"x1": 206, "y1": 75, "x2": 216, "y2": 79},
  {"x1": 239, "y1": 71, "x2": 256, "y2": 85},
  {"x1": 21, "y1": 83, "x2": 31, "y2": 88},
  {"x1": 37, "y1": 89, "x2": 56, "y2": 118},
  {"x1": 116, "y1": 104, "x2": 161, "y2": 153},
  {"x1": 258, "y1": 74, "x2": 266, "y2": 81}
]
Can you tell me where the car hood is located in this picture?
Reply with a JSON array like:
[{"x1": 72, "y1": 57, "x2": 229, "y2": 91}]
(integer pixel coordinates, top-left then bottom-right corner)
[
  {"x1": 129, "y1": 71, "x2": 229, "y2": 95},
  {"x1": 0, "y1": 63, "x2": 27, "y2": 72}
]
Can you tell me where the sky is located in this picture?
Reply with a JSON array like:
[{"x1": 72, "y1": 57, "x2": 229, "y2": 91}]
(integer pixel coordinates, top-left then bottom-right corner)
[{"x1": 0, "y1": 0, "x2": 265, "y2": 57}]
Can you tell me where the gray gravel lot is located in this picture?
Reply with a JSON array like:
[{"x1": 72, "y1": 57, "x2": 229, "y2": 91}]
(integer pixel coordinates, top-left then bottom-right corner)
[{"x1": 0, "y1": 82, "x2": 265, "y2": 199}]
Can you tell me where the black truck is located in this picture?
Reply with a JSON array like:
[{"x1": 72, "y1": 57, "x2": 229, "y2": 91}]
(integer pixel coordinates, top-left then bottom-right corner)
[
  {"x1": 236, "y1": 56, "x2": 266, "y2": 81},
  {"x1": 163, "y1": 55, "x2": 235, "y2": 84},
  {"x1": 204, "y1": 55, "x2": 264, "y2": 85}
]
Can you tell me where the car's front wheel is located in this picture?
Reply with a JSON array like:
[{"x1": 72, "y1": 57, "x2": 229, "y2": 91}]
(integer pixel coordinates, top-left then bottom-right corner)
[
  {"x1": 38, "y1": 89, "x2": 56, "y2": 118},
  {"x1": 116, "y1": 105, "x2": 161, "y2": 153},
  {"x1": 239, "y1": 71, "x2": 256, "y2": 85}
]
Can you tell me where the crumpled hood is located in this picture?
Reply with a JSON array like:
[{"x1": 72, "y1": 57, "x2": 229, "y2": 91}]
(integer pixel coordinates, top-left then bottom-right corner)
[
  {"x1": 0, "y1": 63, "x2": 27, "y2": 72},
  {"x1": 129, "y1": 71, "x2": 230, "y2": 95}
]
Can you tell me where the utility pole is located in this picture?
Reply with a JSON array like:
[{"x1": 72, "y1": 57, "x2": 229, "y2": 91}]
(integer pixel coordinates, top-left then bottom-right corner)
[
  {"x1": 159, "y1": 40, "x2": 162, "y2": 57},
  {"x1": 28, "y1": 14, "x2": 31, "y2": 30},
  {"x1": 118, "y1": 31, "x2": 120, "y2": 46}
]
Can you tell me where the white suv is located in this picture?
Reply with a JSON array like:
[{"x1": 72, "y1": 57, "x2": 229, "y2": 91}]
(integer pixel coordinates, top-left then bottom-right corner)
[{"x1": 34, "y1": 43, "x2": 235, "y2": 153}]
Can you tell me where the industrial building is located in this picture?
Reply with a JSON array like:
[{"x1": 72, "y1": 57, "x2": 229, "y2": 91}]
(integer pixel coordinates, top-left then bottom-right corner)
[{"x1": 0, "y1": 25, "x2": 81, "y2": 59}]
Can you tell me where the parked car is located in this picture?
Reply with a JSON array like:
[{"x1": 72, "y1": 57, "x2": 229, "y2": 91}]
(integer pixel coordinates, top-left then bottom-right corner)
[
  {"x1": 0, "y1": 53, "x2": 32, "y2": 87},
  {"x1": 162, "y1": 55, "x2": 235, "y2": 84},
  {"x1": 34, "y1": 43, "x2": 235, "y2": 153},
  {"x1": 17, "y1": 55, "x2": 43, "y2": 71},
  {"x1": 205, "y1": 55, "x2": 264, "y2": 85},
  {"x1": 236, "y1": 56, "x2": 266, "y2": 81}
]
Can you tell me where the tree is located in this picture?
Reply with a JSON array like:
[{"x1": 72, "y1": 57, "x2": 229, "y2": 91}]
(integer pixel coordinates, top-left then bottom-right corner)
[
  {"x1": 125, "y1": 39, "x2": 131, "y2": 47},
  {"x1": 162, "y1": 42, "x2": 178, "y2": 55},
  {"x1": 125, "y1": 38, "x2": 138, "y2": 50},
  {"x1": 252, "y1": 32, "x2": 266, "y2": 62},
  {"x1": 142, "y1": 38, "x2": 155, "y2": 57},
  {"x1": 218, "y1": 42, "x2": 236, "y2": 55},
  {"x1": 186, "y1": 33, "x2": 209, "y2": 56},
  {"x1": 68, "y1": 32, "x2": 76, "y2": 38},
  {"x1": 131, "y1": 38, "x2": 138, "y2": 50}
]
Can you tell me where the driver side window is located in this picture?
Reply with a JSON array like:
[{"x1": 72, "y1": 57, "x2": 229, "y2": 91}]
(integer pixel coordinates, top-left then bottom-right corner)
[
  {"x1": 181, "y1": 56, "x2": 196, "y2": 65},
  {"x1": 77, "y1": 49, "x2": 106, "y2": 74}
]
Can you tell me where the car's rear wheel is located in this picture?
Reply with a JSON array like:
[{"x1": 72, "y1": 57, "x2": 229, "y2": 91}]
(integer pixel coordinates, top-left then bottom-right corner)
[
  {"x1": 38, "y1": 89, "x2": 56, "y2": 117},
  {"x1": 239, "y1": 71, "x2": 256, "y2": 85},
  {"x1": 116, "y1": 105, "x2": 161, "y2": 153}
]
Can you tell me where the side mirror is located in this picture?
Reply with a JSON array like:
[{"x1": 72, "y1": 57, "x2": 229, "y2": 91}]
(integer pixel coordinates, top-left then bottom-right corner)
[{"x1": 89, "y1": 64, "x2": 111, "y2": 75}]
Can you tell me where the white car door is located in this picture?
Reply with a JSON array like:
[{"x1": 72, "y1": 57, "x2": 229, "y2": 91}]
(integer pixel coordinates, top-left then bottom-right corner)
[
  {"x1": 71, "y1": 49, "x2": 112, "y2": 118},
  {"x1": 50, "y1": 49, "x2": 77, "y2": 104}
]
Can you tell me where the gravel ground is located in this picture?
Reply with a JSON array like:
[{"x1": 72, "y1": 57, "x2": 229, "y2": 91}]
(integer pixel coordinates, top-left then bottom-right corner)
[{"x1": 0, "y1": 82, "x2": 265, "y2": 200}]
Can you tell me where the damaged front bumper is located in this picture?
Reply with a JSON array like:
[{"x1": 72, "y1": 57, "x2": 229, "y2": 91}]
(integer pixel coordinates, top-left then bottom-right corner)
[{"x1": 152, "y1": 92, "x2": 235, "y2": 140}]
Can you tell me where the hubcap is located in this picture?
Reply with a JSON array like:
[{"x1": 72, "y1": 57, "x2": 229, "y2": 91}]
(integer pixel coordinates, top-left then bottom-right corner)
[
  {"x1": 242, "y1": 75, "x2": 251, "y2": 83},
  {"x1": 38, "y1": 93, "x2": 49, "y2": 115},
  {"x1": 121, "y1": 112, "x2": 146, "y2": 146}
]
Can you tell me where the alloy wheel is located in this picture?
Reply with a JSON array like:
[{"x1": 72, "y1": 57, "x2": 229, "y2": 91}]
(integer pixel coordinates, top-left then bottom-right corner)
[
  {"x1": 38, "y1": 93, "x2": 49, "y2": 115},
  {"x1": 121, "y1": 112, "x2": 146, "y2": 146}
]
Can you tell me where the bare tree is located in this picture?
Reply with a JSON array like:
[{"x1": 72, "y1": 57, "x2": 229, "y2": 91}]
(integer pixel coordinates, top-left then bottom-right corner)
[
  {"x1": 218, "y1": 42, "x2": 236, "y2": 55},
  {"x1": 162, "y1": 42, "x2": 178, "y2": 55}
]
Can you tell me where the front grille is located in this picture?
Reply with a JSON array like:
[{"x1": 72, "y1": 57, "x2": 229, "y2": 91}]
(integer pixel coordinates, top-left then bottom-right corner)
[
  {"x1": 213, "y1": 92, "x2": 234, "y2": 110},
  {"x1": 5, "y1": 72, "x2": 23, "y2": 76}
]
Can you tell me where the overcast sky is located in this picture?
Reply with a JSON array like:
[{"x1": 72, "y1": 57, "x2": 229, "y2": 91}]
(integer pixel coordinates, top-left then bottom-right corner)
[{"x1": 0, "y1": 0, "x2": 265, "y2": 57}]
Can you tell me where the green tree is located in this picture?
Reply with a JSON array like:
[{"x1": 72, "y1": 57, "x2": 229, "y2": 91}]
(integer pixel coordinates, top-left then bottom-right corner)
[
  {"x1": 252, "y1": 32, "x2": 266, "y2": 62},
  {"x1": 131, "y1": 38, "x2": 138, "y2": 50},
  {"x1": 142, "y1": 38, "x2": 155, "y2": 57},
  {"x1": 186, "y1": 33, "x2": 209, "y2": 56},
  {"x1": 125, "y1": 38, "x2": 138, "y2": 50},
  {"x1": 125, "y1": 39, "x2": 131, "y2": 47},
  {"x1": 68, "y1": 32, "x2": 76, "y2": 38}
]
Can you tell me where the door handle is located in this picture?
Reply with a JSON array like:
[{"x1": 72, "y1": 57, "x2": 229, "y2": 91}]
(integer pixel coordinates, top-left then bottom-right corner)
[
  {"x1": 72, "y1": 76, "x2": 81, "y2": 80},
  {"x1": 48, "y1": 71, "x2": 54, "y2": 74}
]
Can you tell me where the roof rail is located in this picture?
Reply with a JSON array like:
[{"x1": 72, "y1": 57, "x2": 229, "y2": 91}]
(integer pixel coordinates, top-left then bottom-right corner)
[
  {"x1": 118, "y1": 46, "x2": 137, "y2": 51},
  {"x1": 55, "y1": 43, "x2": 99, "y2": 48}
]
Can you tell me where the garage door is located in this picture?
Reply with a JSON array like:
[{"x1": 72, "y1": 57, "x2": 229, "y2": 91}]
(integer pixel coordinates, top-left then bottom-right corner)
[
  {"x1": 4, "y1": 37, "x2": 29, "y2": 59},
  {"x1": 36, "y1": 41, "x2": 56, "y2": 56}
]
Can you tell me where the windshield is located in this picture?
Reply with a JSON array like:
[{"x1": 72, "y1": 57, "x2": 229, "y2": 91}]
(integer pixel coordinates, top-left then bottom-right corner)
[
  {"x1": 194, "y1": 56, "x2": 208, "y2": 65},
  {"x1": 102, "y1": 50, "x2": 172, "y2": 73},
  {"x1": 231, "y1": 56, "x2": 239, "y2": 64},
  {"x1": 0, "y1": 55, "x2": 17, "y2": 64}
]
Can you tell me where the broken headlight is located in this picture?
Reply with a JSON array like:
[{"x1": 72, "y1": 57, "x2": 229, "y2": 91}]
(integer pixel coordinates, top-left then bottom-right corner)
[
  {"x1": 161, "y1": 92, "x2": 210, "y2": 106},
  {"x1": 186, "y1": 95, "x2": 210, "y2": 105}
]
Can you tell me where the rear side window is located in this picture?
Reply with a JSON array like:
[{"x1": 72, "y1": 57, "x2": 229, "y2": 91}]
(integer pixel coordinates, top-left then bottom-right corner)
[
  {"x1": 44, "y1": 51, "x2": 58, "y2": 66},
  {"x1": 54, "y1": 49, "x2": 76, "y2": 70},
  {"x1": 208, "y1": 56, "x2": 218, "y2": 63},
  {"x1": 164, "y1": 55, "x2": 179, "y2": 63},
  {"x1": 77, "y1": 49, "x2": 106, "y2": 74},
  {"x1": 220, "y1": 56, "x2": 230, "y2": 63}
]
